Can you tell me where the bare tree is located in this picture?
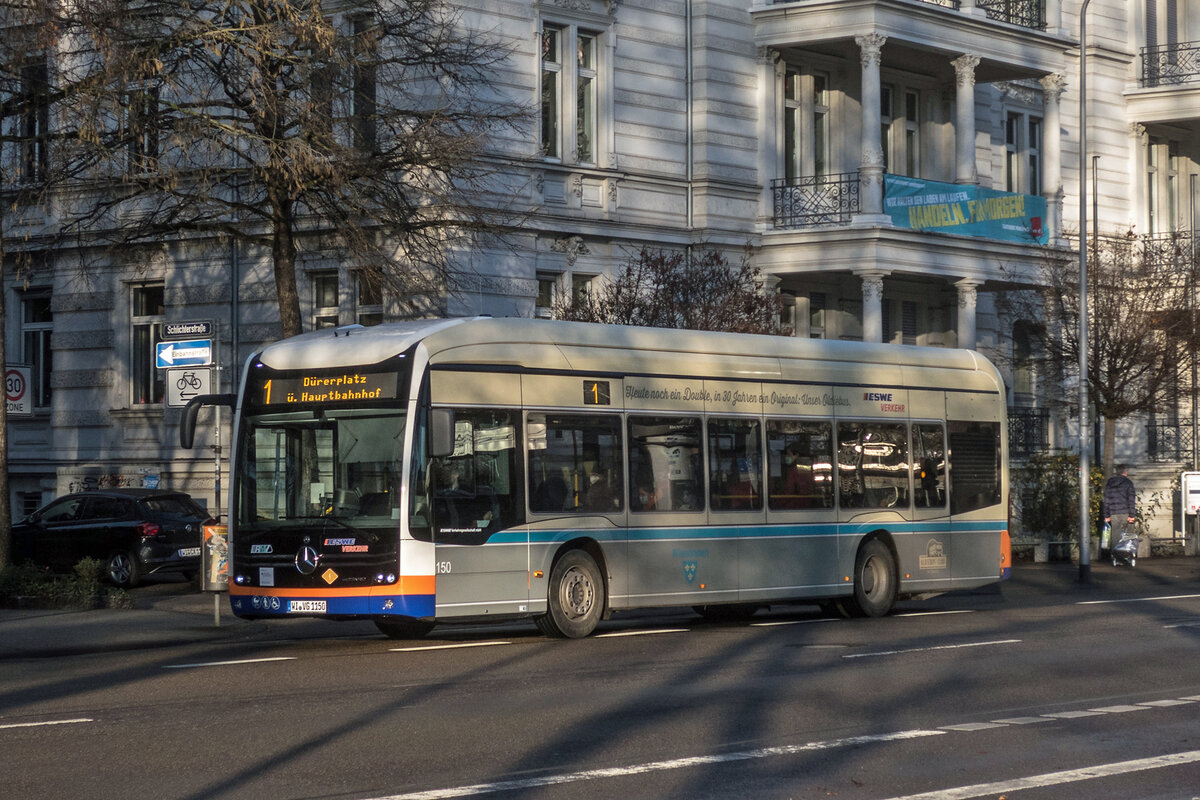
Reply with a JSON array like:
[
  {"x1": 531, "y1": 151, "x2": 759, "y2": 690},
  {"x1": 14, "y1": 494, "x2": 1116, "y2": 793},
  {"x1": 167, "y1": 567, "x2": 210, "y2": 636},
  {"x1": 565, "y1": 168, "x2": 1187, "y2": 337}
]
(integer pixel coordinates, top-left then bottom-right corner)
[
  {"x1": 1, "y1": 0, "x2": 136, "y2": 567},
  {"x1": 999, "y1": 232, "x2": 1200, "y2": 475},
  {"x1": 553, "y1": 245, "x2": 789, "y2": 336},
  {"x1": 58, "y1": 0, "x2": 529, "y2": 338}
]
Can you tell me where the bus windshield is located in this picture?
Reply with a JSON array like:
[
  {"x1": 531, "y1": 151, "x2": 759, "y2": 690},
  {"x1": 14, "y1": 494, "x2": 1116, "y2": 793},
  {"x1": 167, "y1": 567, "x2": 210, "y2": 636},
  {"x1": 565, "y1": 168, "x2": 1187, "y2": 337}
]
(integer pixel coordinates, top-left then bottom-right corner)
[{"x1": 236, "y1": 407, "x2": 406, "y2": 530}]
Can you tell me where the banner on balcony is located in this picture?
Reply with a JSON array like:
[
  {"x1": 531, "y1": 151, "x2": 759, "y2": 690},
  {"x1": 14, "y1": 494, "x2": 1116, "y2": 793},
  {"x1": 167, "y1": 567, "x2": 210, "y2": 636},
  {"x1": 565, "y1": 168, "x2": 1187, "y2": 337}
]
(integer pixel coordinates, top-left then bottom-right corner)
[{"x1": 884, "y1": 176, "x2": 1047, "y2": 245}]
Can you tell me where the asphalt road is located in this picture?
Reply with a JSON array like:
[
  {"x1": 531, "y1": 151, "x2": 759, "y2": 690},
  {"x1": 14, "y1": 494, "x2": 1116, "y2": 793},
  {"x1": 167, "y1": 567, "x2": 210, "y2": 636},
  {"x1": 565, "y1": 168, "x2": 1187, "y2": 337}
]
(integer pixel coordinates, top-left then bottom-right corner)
[{"x1": 4, "y1": 562, "x2": 1200, "y2": 800}]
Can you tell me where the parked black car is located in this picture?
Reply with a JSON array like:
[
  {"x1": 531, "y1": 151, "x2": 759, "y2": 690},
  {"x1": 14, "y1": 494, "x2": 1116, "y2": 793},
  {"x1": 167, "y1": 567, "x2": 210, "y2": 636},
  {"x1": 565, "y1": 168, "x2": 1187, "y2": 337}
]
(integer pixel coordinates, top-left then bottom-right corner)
[{"x1": 12, "y1": 489, "x2": 214, "y2": 588}]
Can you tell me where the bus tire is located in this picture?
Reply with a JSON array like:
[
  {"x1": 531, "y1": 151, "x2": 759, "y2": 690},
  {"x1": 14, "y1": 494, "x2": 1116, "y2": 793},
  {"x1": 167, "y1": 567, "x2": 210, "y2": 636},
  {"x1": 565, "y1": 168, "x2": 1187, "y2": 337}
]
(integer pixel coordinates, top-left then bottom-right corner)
[
  {"x1": 846, "y1": 538, "x2": 897, "y2": 618},
  {"x1": 375, "y1": 619, "x2": 435, "y2": 639},
  {"x1": 537, "y1": 549, "x2": 604, "y2": 638}
]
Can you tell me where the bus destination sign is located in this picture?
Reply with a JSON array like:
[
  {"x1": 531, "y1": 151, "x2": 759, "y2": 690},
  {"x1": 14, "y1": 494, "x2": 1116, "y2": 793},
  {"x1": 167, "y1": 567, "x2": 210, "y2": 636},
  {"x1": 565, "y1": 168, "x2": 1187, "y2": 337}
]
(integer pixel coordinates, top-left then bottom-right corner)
[{"x1": 257, "y1": 371, "x2": 399, "y2": 406}]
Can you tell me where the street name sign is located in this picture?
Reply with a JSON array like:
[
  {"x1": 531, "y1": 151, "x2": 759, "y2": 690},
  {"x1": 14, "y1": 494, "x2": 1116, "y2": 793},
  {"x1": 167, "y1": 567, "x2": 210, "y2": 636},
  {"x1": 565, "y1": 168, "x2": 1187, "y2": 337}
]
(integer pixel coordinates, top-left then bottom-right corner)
[{"x1": 164, "y1": 320, "x2": 213, "y2": 339}]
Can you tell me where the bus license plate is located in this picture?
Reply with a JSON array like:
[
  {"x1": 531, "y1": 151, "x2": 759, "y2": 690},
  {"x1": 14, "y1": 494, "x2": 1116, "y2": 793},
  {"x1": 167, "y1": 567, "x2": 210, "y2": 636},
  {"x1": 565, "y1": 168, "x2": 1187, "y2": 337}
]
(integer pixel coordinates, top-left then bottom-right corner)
[{"x1": 288, "y1": 600, "x2": 326, "y2": 613}]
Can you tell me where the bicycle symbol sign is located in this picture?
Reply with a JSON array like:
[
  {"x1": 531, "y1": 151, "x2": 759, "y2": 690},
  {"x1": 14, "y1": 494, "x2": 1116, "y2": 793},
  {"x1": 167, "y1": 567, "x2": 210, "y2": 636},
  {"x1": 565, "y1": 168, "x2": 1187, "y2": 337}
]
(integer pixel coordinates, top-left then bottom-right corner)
[{"x1": 166, "y1": 367, "x2": 212, "y2": 408}]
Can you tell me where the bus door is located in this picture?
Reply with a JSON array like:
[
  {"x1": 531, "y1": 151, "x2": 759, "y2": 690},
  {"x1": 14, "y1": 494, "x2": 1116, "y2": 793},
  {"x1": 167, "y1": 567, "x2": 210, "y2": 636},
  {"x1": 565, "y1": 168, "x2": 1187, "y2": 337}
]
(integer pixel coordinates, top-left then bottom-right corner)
[
  {"x1": 426, "y1": 408, "x2": 530, "y2": 617},
  {"x1": 910, "y1": 421, "x2": 953, "y2": 583},
  {"x1": 948, "y1": 418, "x2": 1005, "y2": 581}
]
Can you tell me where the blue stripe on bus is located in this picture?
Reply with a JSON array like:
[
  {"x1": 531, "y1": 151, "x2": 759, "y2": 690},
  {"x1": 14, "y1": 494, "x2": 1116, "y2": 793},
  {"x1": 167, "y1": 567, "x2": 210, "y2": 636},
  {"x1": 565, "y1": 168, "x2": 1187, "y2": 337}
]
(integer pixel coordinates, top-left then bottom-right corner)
[
  {"x1": 516, "y1": 520, "x2": 1005, "y2": 545},
  {"x1": 229, "y1": 593, "x2": 435, "y2": 619}
]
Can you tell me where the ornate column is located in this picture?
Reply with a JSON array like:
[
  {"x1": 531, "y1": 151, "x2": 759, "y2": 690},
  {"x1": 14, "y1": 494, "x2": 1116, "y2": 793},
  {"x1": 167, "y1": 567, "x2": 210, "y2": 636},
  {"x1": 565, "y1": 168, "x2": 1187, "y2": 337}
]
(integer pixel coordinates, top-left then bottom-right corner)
[
  {"x1": 758, "y1": 48, "x2": 783, "y2": 225},
  {"x1": 952, "y1": 54, "x2": 980, "y2": 186},
  {"x1": 955, "y1": 278, "x2": 980, "y2": 350},
  {"x1": 1129, "y1": 123, "x2": 1147, "y2": 233},
  {"x1": 1040, "y1": 74, "x2": 1066, "y2": 243},
  {"x1": 855, "y1": 34, "x2": 888, "y2": 220},
  {"x1": 857, "y1": 269, "x2": 888, "y2": 343}
]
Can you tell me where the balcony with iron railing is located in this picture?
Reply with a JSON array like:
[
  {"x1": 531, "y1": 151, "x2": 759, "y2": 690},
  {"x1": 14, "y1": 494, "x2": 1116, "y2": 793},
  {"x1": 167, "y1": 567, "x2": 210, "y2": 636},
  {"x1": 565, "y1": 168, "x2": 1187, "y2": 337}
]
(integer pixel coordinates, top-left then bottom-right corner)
[
  {"x1": 1142, "y1": 41, "x2": 1200, "y2": 87},
  {"x1": 766, "y1": 0, "x2": 1047, "y2": 32},
  {"x1": 1009, "y1": 406, "x2": 1051, "y2": 458},
  {"x1": 772, "y1": 172, "x2": 861, "y2": 228},
  {"x1": 1148, "y1": 418, "x2": 1196, "y2": 463}
]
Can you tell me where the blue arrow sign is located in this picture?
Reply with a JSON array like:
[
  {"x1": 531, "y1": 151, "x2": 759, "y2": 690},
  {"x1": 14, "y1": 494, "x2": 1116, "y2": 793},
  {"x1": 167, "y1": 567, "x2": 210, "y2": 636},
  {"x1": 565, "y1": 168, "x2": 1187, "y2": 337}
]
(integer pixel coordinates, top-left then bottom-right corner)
[{"x1": 156, "y1": 339, "x2": 212, "y2": 369}]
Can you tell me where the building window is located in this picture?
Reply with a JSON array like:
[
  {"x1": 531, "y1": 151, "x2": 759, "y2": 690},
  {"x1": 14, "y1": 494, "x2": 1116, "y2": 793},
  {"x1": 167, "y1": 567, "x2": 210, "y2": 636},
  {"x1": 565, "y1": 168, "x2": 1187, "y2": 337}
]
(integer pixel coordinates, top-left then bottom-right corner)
[
  {"x1": 1005, "y1": 112, "x2": 1043, "y2": 195},
  {"x1": 131, "y1": 285, "x2": 165, "y2": 405},
  {"x1": 1167, "y1": 140, "x2": 1180, "y2": 231},
  {"x1": 784, "y1": 69, "x2": 830, "y2": 181},
  {"x1": 18, "y1": 59, "x2": 50, "y2": 184},
  {"x1": 809, "y1": 292, "x2": 827, "y2": 339},
  {"x1": 1147, "y1": 136, "x2": 1160, "y2": 233},
  {"x1": 352, "y1": 16, "x2": 378, "y2": 152},
  {"x1": 904, "y1": 90, "x2": 920, "y2": 177},
  {"x1": 313, "y1": 272, "x2": 340, "y2": 328},
  {"x1": 570, "y1": 273, "x2": 595, "y2": 306},
  {"x1": 21, "y1": 292, "x2": 52, "y2": 408},
  {"x1": 540, "y1": 22, "x2": 602, "y2": 165},
  {"x1": 880, "y1": 84, "x2": 894, "y2": 173},
  {"x1": 127, "y1": 86, "x2": 160, "y2": 173},
  {"x1": 356, "y1": 269, "x2": 382, "y2": 326},
  {"x1": 535, "y1": 272, "x2": 559, "y2": 317}
]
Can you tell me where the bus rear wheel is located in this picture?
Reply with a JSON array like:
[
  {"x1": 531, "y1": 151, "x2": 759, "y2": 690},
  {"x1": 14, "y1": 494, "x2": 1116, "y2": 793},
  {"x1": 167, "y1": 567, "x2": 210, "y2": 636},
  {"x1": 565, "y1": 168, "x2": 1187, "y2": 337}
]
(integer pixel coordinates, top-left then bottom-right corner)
[
  {"x1": 845, "y1": 538, "x2": 897, "y2": 618},
  {"x1": 375, "y1": 619, "x2": 435, "y2": 639},
  {"x1": 536, "y1": 550, "x2": 604, "y2": 638}
]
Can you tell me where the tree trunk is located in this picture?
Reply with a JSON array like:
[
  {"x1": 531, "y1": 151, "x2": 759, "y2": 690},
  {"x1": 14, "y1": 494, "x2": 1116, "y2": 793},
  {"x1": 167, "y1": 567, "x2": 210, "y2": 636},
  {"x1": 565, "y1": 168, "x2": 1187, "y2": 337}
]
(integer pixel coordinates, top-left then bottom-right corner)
[
  {"x1": 271, "y1": 194, "x2": 303, "y2": 340},
  {"x1": 1102, "y1": 414, "x2": 1117, "y2": 477}
]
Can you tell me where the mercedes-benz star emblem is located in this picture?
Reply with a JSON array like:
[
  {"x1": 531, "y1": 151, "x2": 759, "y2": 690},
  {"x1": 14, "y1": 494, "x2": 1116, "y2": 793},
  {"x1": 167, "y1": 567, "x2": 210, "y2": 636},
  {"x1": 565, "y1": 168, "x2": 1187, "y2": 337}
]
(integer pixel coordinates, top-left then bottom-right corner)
[{"x1": 295, "y1": 546, "x2": 320, "y2": 575}]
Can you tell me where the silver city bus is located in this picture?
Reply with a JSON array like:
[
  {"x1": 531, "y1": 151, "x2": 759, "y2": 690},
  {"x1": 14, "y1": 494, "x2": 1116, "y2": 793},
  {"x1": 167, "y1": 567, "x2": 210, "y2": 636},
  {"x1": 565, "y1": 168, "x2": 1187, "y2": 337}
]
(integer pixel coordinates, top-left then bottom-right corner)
[{"x1": 181, "y1": 317, "x2": 1011, "y2": 638}]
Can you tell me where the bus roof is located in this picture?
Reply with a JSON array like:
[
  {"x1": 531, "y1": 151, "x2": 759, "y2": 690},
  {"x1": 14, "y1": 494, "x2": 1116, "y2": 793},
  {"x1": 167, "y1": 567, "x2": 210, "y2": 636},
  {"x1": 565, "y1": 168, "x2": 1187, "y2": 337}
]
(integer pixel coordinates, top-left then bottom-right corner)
[{"x1": 253, "y1": 317, "x2": 1003, "y2": 392}]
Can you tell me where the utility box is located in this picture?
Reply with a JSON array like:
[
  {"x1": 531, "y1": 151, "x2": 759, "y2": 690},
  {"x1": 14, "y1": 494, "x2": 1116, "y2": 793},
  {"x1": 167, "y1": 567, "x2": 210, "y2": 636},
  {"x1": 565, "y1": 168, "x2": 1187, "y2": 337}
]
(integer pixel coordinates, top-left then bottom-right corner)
[
  {"x1": 1182, "y1": 472, "x2": 1200, "y2": 556},
  {"x1": 202, "y1": 524, "x2": 229, "y2": 592}
]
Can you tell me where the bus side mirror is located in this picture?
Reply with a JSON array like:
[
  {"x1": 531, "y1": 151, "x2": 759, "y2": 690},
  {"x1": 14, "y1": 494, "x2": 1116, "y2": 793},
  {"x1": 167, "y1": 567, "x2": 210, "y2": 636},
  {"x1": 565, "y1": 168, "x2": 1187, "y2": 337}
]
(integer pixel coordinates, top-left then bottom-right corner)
[
  {"x1": 180, "y1": 394, "x2": 237, "y2": 448},
  {"x1": 430, "y1": 408, "x2": 455, "y2": 458}
]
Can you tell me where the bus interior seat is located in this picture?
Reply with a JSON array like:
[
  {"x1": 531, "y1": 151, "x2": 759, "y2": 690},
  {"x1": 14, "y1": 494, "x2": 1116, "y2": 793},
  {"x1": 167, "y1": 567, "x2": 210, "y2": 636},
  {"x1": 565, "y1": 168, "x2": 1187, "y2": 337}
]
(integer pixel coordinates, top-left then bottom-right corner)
[{"x1": 531, "y1": 476, "x2": 568, "y2": 512}]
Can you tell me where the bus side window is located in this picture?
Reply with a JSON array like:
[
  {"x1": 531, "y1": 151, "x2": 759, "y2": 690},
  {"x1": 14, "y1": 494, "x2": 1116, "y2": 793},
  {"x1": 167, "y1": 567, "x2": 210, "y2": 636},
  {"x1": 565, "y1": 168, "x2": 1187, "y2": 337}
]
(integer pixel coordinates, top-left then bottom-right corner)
[
  {"x1": 837, "y1": 422, "x2": 909, "y2": 510},
  {"x1": 430, "y1": 409, "x2": 523, "y2": 541},
  {"x1": 948, "y1": 420, "x2": 1001, "y2": 513},
  {"x1": 767, "y1": 419, "x2": 834, "y2": 510},
  {"x1": 913, "y1": 423, "x2": 947, "y2": 509},
  {"x1": 708, "y1": 418, "x2": 762, "y2": 511},
  {"x1": 527, "y1": 413, "x2": 623, "y2": 514},
  {"x1": 628, "y1": 416, "x2": 703, "y2": 512}
]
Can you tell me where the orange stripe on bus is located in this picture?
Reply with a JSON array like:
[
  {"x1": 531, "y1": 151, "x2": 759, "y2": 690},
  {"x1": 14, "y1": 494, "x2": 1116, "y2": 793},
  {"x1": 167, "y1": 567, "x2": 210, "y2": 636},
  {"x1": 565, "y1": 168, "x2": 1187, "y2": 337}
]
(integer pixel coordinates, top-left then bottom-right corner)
[{"x1": 229, "y1": 575, "x2": 435, "y2": 598}]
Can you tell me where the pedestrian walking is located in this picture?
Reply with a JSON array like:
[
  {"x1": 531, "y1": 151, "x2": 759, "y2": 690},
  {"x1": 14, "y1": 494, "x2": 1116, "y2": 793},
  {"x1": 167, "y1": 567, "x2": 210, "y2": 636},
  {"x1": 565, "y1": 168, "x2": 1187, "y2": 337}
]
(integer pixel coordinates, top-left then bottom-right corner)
[{"x1": 1103, "y1": 464, "x2": 1138, "y2": 563}]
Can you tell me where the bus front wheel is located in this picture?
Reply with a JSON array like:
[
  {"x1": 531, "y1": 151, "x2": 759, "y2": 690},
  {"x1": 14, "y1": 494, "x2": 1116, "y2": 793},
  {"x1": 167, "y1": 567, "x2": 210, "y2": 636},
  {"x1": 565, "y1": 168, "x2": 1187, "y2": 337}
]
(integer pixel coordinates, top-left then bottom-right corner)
[
  {"x1": 846, "y1": 539, "x2": 897, "y2": 618},
  {"x1": 537, "y1": 550, "x2": 604, "y2": 638}
]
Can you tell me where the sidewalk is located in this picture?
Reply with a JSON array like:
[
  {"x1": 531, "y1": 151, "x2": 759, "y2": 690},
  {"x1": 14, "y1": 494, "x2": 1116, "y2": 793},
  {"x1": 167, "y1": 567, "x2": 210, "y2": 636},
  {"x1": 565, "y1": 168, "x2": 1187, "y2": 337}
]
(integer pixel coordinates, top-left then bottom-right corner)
[{"x1": 2, "y1": 557, "x2": 1198, "y2": 660}]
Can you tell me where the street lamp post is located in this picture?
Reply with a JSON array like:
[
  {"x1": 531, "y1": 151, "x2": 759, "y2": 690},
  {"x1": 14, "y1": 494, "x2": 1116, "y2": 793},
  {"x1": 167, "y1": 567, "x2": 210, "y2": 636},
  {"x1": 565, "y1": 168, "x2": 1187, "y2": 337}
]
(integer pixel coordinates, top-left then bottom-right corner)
[{"x1": 1078, "y1": 0, "x2": 1093, "y2": 583}]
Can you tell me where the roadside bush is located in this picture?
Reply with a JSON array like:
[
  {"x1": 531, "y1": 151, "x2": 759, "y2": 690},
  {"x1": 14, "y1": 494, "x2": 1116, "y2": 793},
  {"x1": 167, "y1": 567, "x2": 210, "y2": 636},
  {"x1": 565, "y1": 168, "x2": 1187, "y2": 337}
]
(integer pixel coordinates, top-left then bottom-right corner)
[
  {"x1": 1012, "y1": 452, "x2": 1104, "y2": 540},
  {"x1": 0, "y1": 558, "x2": 133, "y2": 609}
]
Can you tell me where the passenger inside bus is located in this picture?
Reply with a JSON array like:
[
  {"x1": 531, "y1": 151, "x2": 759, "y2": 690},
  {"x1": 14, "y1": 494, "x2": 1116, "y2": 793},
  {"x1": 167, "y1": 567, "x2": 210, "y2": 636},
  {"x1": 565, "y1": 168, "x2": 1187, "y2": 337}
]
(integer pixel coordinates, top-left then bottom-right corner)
[{"x1": 774, "y1": 443, "x2": 817, "y2": 509}]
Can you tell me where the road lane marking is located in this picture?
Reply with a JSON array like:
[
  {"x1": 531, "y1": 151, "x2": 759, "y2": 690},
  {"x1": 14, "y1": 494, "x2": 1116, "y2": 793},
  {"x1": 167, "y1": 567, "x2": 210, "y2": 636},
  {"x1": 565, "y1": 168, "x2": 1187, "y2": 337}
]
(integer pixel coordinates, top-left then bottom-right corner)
[
  {"x1": 390, "y1": 642, "x2": 511, "y2": 653},
  {"x1": 894, "y1": 611, "x2": 975, "y2": 617},
  {"x1": 163, "y1": 656, "x2": 297, "y2": 669},
  {"x1": 842, "y1": 639, "x2": 1020, "y2": 659},
  {"x1": 595, "y1": 628, "x2": 689, "y2": 638},
  {"x1": 0, "y1": 718, "x2": 93, "y2": 730},
  {"x1": 1078, "y1": 593, "x2": 1200, "y2": 605},
  {"x1": 367, "y1": 695, "x2": 1200, "y2": 799},
  {"x1": 878, "y1": 749, "x2": 1200, "y2": 800},
  {"x1": 752, "y1": 618, "x2": 840, "y2": 627},
  {"x1": 369, "y1": 729, "x2": 947, "y2": 800}
]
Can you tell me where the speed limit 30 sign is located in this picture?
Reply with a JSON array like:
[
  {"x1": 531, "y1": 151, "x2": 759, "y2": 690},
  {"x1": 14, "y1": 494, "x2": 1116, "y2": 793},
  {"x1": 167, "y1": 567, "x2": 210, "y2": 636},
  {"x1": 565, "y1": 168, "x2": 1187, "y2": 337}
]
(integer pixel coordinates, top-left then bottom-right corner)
[{"x1": 6, "y1": 365, "x2": 32, "y2": 416}]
